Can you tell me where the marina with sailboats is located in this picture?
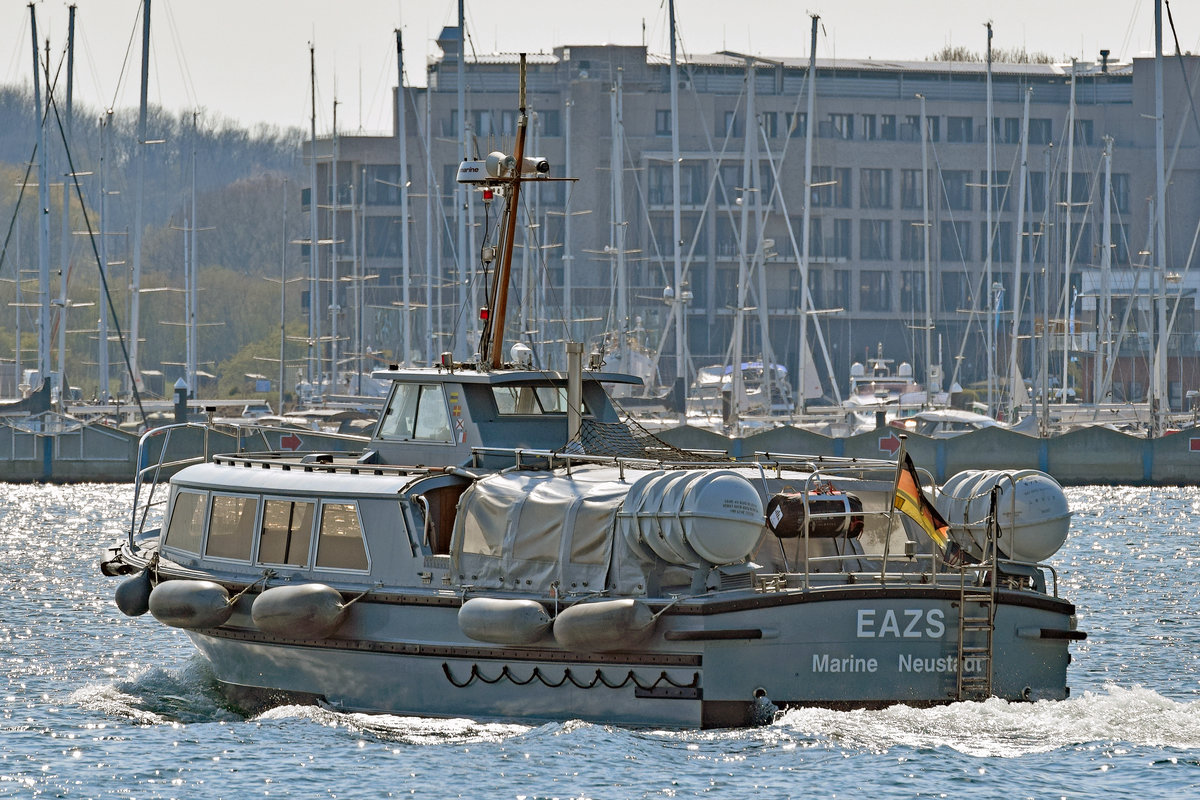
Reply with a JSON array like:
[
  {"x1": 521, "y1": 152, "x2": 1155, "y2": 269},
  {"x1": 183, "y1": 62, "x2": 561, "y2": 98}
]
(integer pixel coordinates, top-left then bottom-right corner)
[{"x1": 5, "y1": 2, "x2": 1200, "y2": 798}]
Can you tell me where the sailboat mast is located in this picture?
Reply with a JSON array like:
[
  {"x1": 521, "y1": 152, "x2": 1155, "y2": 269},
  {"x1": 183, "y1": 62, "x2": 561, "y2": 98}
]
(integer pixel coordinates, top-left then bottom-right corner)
[
  {"x1": 187, "y1": 114, "x2": 198, "y2": 396},
  {"x1": 331, "y1": 100, "x2": 340, "y2": 393},
  {"x1": 424, "y1": 91, "x2": 435, "y2": 365},
  {"x1": 99, "y1": 110, "x2": 111, "y2": 400},
  {"x1": 1009, "y1": 87, "x2": 1031, "y2": 420},
  {"x1": 1097, "y1": 136, "x2": 1113, "y2": 406},
  {"x1": 396, "y1": 29, "x2": 411, "y2": 366},
  {"x1": 799, "y1": 15, "x2": 818, "y2": 411},
  {"x1": 57, "y1": 5, "x2": 76, "y2": 395},
  {"x1": 612, "y1": 70, "x2": 628, "y2": 365},
  {"x1": 30, "y1": 6, "x2": 51, "y2": 390},
  {"x1": 1062, "y1": 59, "x2": 1076, "y2": 408},
  {"x1": 130, "y1": 0, "x2": 150, "y2": 395},
  {"x1": 918, "y1": 93, "x2": 936, "y2": 397},
  {"x1": 669, "y1": 0, "x2": 687, "y2": 392},
  {"x1": 563, "y1": 96, "x2": 575, "y2": 345},
  {"x1": 455, "y1": 0, "x2": 469, "y2": 360},
  {"x1": 731, "y1": 57, "x2": 756, "y2": 427},
  {"x1": 308, "y1": 44, "x2": 320, "y2": 388},
  {"x1": 985, "y1": 22, "x2": 995, "y2": 417},
  {"x1": 1041, "y1": 147, "x2": 1052, "y2": 435},
  {"x1": 1152, "y1": 0, "x2": 1169, "y2": 431}
]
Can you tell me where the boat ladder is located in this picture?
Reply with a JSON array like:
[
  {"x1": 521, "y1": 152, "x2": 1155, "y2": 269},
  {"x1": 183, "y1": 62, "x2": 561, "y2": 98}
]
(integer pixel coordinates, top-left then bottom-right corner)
[{"x1": 955, "y1": 486, "x2": 999, "y2": 701}]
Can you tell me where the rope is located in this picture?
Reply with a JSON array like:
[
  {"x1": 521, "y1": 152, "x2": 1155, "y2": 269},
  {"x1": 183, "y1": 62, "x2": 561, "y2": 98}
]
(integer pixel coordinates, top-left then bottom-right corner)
[{"x1": 441, "y1": 662, "x2": 699, "y2": 692}]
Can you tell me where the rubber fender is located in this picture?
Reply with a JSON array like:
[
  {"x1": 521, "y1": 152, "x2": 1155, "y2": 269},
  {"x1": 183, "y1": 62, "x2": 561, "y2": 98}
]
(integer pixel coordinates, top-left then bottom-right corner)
[
  {"x1": 114, "y1": 570, "x2": 152, "y2": 617},
  {"x1": 252, "y1": 583, "x2": 348, "y2": 640},
  {"x1": 148, "y1": 579, "x2": 234, "y2": 629},
  {"x1": 458, "y1": 597, "x2": 552, "y2": 645},
  {"x1": 553, "y1": 598, "x2": 656, "y2": 652}
]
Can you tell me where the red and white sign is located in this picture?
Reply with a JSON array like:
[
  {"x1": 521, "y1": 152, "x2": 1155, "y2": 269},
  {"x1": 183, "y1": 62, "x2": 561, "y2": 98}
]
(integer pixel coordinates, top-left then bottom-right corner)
[
  {"x1": 878, "y1": 432, "x2": 901, "y2": 455},
  {"x1": 280, "y1": 432, "x2": 304, "y2": 451}
]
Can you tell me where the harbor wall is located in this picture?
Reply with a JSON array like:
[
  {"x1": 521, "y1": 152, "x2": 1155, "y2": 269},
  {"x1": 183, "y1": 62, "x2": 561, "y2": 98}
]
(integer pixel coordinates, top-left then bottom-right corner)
[
  {"x1": 0, "y1": 422, "x2": 370, "y2": 483},
  {"x1": 655, "y1": 424, "x2": 1200, "y2": 486}
]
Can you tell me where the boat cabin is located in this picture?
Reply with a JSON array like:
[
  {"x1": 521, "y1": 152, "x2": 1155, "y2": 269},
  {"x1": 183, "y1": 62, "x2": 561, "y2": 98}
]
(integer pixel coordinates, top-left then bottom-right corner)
[{"x1": 361, "y1": 365, "x2": 641, "y2": 468}]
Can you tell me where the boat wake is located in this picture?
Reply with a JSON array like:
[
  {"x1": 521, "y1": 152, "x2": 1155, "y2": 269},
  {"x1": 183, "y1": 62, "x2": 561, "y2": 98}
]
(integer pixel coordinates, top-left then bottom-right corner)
[
  {"x1": 766, "y1": 684, "x2": 1200, "y2": 755},
  {"x1": 73, "y1": 657, "x2": 1195, "y2": 755},
  {"x1": 255, "y1": 704, "x2": 531, "y2": 744},
  {"x1": 70, "y1": 659, "x2": 244, "y2": 725}
]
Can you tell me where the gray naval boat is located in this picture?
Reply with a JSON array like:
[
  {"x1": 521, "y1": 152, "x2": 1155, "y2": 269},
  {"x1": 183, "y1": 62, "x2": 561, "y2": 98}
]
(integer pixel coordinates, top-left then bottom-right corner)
[{"x1": 100, "y1": 58, "x2": 1084, "y2": 729}]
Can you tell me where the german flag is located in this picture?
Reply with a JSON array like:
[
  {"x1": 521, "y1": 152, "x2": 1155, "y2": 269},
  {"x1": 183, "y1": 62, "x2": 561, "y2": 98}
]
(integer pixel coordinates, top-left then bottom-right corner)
[{"x1": 893, "y1": 452, "x2": 951, "y2": 549}]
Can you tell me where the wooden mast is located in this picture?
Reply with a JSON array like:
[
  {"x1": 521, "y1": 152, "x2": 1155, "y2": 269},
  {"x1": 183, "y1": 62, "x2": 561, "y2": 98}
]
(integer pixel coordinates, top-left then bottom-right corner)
[{"x1": 484, "y1": 54, "x2": 528, "y2": 369}]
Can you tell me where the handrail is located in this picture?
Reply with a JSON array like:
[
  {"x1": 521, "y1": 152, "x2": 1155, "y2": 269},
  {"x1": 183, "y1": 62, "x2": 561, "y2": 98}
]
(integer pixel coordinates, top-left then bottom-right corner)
[{"x1": 128, "y1": 423, "x2": 211, "y2": 546}]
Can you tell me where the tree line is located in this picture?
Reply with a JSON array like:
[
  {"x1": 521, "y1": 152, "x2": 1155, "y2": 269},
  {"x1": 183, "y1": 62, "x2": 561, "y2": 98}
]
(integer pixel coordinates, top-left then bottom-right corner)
[{"x1": 0, "y1": 85, "x2": 319, "y2": 402}]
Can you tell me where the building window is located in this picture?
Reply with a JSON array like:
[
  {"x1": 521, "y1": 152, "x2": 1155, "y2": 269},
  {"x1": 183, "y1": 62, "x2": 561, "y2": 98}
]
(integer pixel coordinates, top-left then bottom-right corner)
[
  {"x1": 996, "y1": 117, "x2": 1021, "y2": 144},
  {"x1": 365, "y1": 165, "x2": 402, "y2": 205},
  {"x1": 859, "y1": 270, "x2": 890, "y2": 311},
  {"x1": 981, "y1": 221, "x2": 1014, "y2": 263},
  {"x1": 860, "y1": 219, "x2": 892, "y2": 261},
  {"x1": 1111, "y1": 173, "x2": 1130, "y2": 213},
  {"x1": 859, "y1": 168, "x2": 892, "y2": 209},
  {"x1": 648, "y1": 162, "x2": 706, "y2": 205},
  {"x1": 941, "y1": 271, "x2": 972, "y2": 312},
  {"x1": 1060, "y1": 172, "x2": 1090, "y2": 206},
  {"x1": 1020, "y1": 222, "x2": 1041, "y2": 263},
  {"x1": 1068, "y1": 221, "x2": 1093, "y2": 265},
  {"x1": 1029, "y1": 172, "x2": 1047, "y2": 213},
  {"x1": 947, "y1": 116, "x2": 973, "y2": 143},
  {"x1": 900, "y1": 271, "x2": 926, "y2": 312},
  {"x1": 880, "y1": 115, "x2": 897, "y2": 141},
  {"x1": 825, "y1": 113, "x2": 854, "y2": 140},
  {"x1": 830, "y1": 219, "x2": 852, "y2": 259},
  {"x1": 901, "y1": 221, "x2": 926, "y2": 261},
  {"x1": 655, "y1": 109, "x2": 672, "y2": 136},
  {"x1": 860, "y1": 114, "x2": 877, "y2": 140},
  {"x1": 901, "y1": 170, "x2": 925, "y2": 210},
  {"x1": 830, "y1": 269, "x2": 851, "y2": 310},
  {"x1": 940, "y1": 221, "x2": 971, "y2": 264},
  {"x1": 721, "y1": 111, "x2": 742, "y2": 138},
  {"x1": 786, "y1": 111, "x2": 807, "y2": 138},
  {"x1": 1029, "y1": 118, "x2": 1051, "y2": 145},
  {"x1": 717, "y1": 163, "x2": 742, "y2": 206},
  {"x1": 539, "y1": 109, "x2": 561, "y2": 136},
  {"x1": 760, "y1": 111, "x2": 778, "y2": 137},
  {"x1": 1073, "y1": 119, "x2": 1094, "y2": 146},
  {"x1": 979, "y1": 170, "x2": 1011, "y2": 212},
  {"x1": 807, "y1": 217, "x2": 823, "y2": 258},
  {"x1": 813, "y1": 166, "x2": 851, "y2": 208},
  {"x1": 500, "y1": 110, "x2": 518, "y2": 137},
  {"x1": 365, "y1": 217, "x2": 403, "y2": 258},
  {"x1": 905, "y1": 115, "x2": 938, "y2": 142},
  {"x1": 941, "y1": 170, "x2": 971, "y2": 211}
]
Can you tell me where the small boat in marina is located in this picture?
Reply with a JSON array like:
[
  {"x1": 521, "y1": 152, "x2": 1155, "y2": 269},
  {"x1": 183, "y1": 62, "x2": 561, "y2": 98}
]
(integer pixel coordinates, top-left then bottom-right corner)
[{"x1": 99, "y1": 58, "x2": 1084, "y2": 728}]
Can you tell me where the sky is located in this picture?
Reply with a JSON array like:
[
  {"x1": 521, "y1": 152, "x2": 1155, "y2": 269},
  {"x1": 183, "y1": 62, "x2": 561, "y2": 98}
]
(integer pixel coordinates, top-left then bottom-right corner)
[{"x1": 0, "y1": 0, "x2": 1196, "y2": 137}]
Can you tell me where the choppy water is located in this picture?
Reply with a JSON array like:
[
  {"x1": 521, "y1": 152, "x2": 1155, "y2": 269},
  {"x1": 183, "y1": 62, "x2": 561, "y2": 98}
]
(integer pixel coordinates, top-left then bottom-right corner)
[{"x1": 2, "y1": 483, "x2": 1199, "y2": 798}]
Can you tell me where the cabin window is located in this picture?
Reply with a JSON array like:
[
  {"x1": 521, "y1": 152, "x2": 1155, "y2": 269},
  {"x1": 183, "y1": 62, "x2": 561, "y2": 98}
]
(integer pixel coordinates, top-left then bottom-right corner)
[
  {"x1": 377, "y1": 383, "x2": 453, "y2": 442},
  {"x1": 315, "y1": 503, "x2": 369, "y2": 571},
  {"x1": 257, "y1": 499, "x2": 315, "y2": 567},
  {"x1": 492, "y1": 385, "x2": 582, "y2": 415},
  {"x1": 164, "y1": 490, "x2": 207, "y2": 554},
  {"x1": 205, "y1": 494, "x2": 258, "y2": 561}
]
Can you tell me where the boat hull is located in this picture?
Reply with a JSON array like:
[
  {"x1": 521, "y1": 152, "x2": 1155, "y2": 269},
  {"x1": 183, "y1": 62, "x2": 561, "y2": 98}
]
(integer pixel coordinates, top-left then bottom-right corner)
[{"x1": 183, "y1": 587, "x2": 1075, "y2": 728}]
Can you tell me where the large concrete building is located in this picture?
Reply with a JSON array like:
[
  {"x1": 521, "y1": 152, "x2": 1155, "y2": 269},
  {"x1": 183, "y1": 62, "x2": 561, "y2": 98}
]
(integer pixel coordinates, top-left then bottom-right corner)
[{"x1": 304, "y1": 29, "x2": 1200, "y2": 411}]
